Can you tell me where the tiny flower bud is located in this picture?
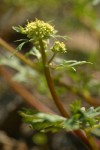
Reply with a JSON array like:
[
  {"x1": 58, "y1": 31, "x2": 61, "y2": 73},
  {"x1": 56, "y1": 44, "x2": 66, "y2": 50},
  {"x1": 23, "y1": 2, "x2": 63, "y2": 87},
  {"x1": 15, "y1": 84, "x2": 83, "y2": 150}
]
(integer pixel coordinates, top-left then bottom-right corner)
[{"x1": 51, "y1": 41, "x2": 67, "y2": 53}]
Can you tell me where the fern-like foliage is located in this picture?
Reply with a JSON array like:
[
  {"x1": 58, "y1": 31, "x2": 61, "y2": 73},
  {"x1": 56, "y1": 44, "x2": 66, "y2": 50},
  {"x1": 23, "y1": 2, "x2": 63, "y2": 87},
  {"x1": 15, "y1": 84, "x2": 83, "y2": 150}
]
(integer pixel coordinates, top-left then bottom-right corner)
[
  {"x1": 20, "y1": 109, "x2": 66, "y2": 132},
  {"x1": 20, "y1": 101, "x2": 100, "y2": 133},
  {"x1": 54, "y1": 60, "x2": 92, "y2": 71}
]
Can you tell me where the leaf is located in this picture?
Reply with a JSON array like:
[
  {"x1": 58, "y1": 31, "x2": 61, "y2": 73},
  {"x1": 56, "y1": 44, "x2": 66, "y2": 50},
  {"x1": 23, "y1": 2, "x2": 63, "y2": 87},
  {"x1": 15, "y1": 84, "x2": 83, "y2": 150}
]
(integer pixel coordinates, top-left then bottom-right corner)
[
  {"x1": 30, "y1": 47, "x2": 41, "y2": 59},
  {"x1": 69, "y1": 101, "x2": 100, "y2": 129},
  {"x1": 52, "y1": 35, "x2": 70, "y2": 40},
  {"x1": 64, "y1": 118, "x2": 79, "y2": 131},
  {"x1": 20, "y1": 101, "x2": 100, "y2": 133},
  {"x1": 16, "y1": 41, "x2": 27, "y2": 51},
  {"x1": 20, "y1": 111, "x2": 66, "y2": 132},
  {"x1": 12, "y1": 26, "x2": 21, "y2": 33},
  {"x1": 87, "y1": 107, "x2": 100, "y2": 118},
  {"x1": 15, "y1": 39, "x2": 28, "y2": 42},
  {"x1": 55, "y1": 60, "x2": 92, "y2": 71},
  {"x1": 68, "y1": 61, "x2": 92, "y2": 67},
  {"x1": 70, "y1": 100, "x2": 81, "y2": 113}
]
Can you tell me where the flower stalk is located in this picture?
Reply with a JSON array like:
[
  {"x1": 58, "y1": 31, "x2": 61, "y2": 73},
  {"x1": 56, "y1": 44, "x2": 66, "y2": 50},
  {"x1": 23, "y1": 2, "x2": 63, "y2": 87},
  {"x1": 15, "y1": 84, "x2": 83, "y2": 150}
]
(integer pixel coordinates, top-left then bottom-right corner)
[{"x1": 39, "y1": 39, "x2": 69, "y2": 118}]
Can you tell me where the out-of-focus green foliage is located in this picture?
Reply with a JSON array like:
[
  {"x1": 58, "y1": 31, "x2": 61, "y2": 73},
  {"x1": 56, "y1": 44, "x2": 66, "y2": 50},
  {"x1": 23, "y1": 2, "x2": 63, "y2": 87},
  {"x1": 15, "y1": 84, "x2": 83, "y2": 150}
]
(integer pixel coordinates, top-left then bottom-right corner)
[{"x1": 20, "y1": 101, "x2": 100, "y2": 133}]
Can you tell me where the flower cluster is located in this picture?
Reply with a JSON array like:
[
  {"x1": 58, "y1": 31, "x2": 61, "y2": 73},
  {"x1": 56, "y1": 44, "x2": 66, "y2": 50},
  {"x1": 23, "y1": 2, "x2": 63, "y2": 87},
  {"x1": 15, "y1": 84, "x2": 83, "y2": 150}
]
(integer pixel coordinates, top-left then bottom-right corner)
[
  {"x1": 21, "y1": 19, "x2": 55, "y2": 41},
  {"x1": 51, "y1": 41, "x2": 67, "y2": 53}
]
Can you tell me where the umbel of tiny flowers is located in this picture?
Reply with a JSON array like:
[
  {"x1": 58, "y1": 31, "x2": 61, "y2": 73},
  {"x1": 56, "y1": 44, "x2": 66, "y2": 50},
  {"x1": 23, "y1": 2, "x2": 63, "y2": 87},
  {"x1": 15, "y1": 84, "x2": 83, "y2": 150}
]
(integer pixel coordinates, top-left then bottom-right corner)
[
  {"x1": 20, "y1": 19, "x2": 56, "y2": 41},
  {"x1": 48, "y1": 41, "x2": 67, "y2": 64}
]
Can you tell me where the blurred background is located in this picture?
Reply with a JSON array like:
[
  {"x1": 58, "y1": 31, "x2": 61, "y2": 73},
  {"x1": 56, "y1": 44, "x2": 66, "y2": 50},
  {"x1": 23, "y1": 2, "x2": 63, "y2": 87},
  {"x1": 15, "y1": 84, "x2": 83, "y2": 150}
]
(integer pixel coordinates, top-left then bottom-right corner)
[{"x1": 0, "y1": 0, "x2": 100, "y2": 150}]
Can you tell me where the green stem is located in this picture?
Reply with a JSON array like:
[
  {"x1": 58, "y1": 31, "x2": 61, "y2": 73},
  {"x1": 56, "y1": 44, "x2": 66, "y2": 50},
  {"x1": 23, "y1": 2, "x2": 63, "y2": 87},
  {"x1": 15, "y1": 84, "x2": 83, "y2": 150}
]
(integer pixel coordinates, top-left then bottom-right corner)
[
  {"x1": 39, "y1": 39, "x2": 69, "y2": 118},
  {"x1": 39, "y1": 39, "x2": 94, "y2": 150},
  {"x1": 48, "y1": 53, "x2": 56, "y2": 64}
]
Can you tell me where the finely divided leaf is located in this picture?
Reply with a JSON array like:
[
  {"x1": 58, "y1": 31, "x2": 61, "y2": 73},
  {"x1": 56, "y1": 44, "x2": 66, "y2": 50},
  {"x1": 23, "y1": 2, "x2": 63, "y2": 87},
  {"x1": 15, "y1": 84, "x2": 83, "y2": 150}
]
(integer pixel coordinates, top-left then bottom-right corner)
[
  {"x1": 20, "y1": 102, "x2": 100, "y2": 133},
  {"x1": 55, "y1": 60, "x2": 92, "y2": 71},
  {"x1": 20, "y1": 111, "x2": 66, "y2": 132}
]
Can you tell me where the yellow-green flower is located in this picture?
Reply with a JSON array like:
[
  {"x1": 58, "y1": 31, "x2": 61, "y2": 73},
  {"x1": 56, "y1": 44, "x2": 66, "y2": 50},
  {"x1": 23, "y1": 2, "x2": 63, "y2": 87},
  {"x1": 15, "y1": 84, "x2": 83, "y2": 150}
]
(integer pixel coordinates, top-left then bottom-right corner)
[
  {"x1": 21, "y1": 19, "x2": 55, "y2": 40},
  {"x1": 51, "y1": 41, "x2": 67, "y2": 53}
]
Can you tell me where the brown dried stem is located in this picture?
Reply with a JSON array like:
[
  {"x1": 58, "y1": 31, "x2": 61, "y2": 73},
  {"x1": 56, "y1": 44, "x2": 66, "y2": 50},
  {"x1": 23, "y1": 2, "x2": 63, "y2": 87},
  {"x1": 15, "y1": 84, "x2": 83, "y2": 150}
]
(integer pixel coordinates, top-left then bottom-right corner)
[{"x1": 0, "y1": 65, "x2": 54, "y2": 114}]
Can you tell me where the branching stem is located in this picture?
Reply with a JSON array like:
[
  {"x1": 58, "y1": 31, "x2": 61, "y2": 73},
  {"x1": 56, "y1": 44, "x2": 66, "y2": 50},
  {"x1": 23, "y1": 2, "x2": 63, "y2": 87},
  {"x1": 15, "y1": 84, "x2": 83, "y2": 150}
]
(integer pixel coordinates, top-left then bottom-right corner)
[
  {"x1": 39, "y1": 39, "x2": 69, "y2": 118},
  {"x1": 39, "y1": 39, "x2": 96, "y2": 150},
  {"x1": 48, "y1": 53, "x2": 56, "y2": 64}
]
